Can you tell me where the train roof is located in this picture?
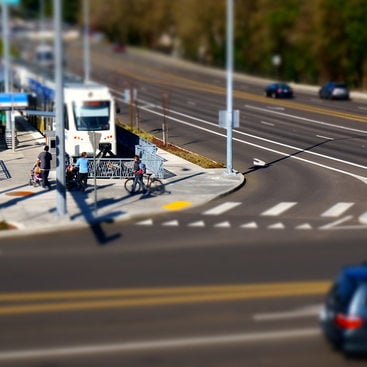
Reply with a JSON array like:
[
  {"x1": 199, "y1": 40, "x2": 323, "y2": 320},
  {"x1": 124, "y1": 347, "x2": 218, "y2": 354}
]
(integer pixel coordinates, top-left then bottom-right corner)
[{"x1": 13, "y1": 62, "x2": 112, "y2": 97}]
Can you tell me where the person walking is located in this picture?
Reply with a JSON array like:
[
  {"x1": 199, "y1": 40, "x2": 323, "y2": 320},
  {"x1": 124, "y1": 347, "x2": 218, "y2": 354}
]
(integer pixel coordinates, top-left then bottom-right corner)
[
  {"x1": 131, "y1": 154, "x2": 146, "y2": 194},
  {"x1": 75, "y1": 152, "x2": 89, "y2": 192},
  {"x1": 37, "y1": 145, "x2": 52, "y2": 189}
]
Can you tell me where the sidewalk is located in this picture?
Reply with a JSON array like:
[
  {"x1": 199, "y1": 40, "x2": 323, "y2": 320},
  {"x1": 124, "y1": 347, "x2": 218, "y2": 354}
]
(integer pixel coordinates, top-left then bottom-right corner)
[{"x1": 0, "y1": 118, "x2": 245, "y2": 238}]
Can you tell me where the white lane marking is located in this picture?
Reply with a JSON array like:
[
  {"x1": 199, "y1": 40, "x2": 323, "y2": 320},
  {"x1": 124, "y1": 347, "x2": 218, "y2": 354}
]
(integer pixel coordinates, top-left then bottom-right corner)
[
  {"x1": 203, "y1": 202, "x2": 242, "y2": 215},
  {"x1": 188, "y1": 221, "x2": 205, "y2": 227},
  {"x1": 319, "y1": 215, "x2": 353, "y2": 230},
  {"x1": 267, "y1": 106, "x2": 285, "y2": 111},
  {"x1": 316, "y1": 135, "x2": 334, "y2": 140},
  {"x1": 0, "y1": 329, "x2": 321, "y2": 362},
  {"x1": 261, "y1": 202, "x2": 297, "y2": 216},
  {"x1": 114, "y1": 95, "x2": 367, "y2": 183},
  {"x1": 254, "y1": 305, "x2": 322, "y2": 321},
  {"x1": 321, "y1": 202, "x2": 354, "y2": 217},
  {"x1": 136, "y1": 219, "x2": 153, "y2": 226},
  {"x1": 162, "y1": 220, "x2": 179, "y2": 226},
  {"x1": 214, "y1": 221, "x2": 231, "y2": 228},
  {"x1": 246, "y1": 104, "x2": 367, "y2": 135},
  {"x1": 268, "y1": 222, "x2": 285, "y2": 229},
  {"x1": 295, "y1": 223, "x2": 313, "y2": 230},
  {"x1": 261, "y1": 121, "x2": 274, "y2": 126},
  {"x1": 240, "y1": 222, "x2": 258, "y2": 229}
]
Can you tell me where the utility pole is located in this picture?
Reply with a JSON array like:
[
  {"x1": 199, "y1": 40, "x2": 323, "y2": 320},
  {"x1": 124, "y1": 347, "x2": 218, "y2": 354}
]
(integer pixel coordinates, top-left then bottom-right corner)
[
  {"x1": 1, "y1": 1, "x2": 12, "y2": 150},
  {"x1": 54, "y1": 0, "x2": 66, "y2": 216},
  {"x1": 226, "y1": 0, "x2": 234, "y2": 175},
  {"x1": 83, "y1": 0, "x2": 90, "y2": 82}
]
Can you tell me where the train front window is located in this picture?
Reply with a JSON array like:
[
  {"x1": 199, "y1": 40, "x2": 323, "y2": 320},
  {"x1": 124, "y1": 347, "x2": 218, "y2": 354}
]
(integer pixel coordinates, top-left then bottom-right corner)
[{"x1": 73, "y1": 101, "x2": 110, "y2": 131}]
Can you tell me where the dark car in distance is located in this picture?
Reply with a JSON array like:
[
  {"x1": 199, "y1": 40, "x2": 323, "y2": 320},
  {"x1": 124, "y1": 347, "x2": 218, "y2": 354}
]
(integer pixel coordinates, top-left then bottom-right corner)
[
  {"x1": 319, "y1": 263, "x2": 367, "y2": 356},
  {"x1": 319, "y1": 82, "x2": 350, "y2": 100},
  {"x1": 264, "y1": 83, "x2": 294, "y2": 98}
]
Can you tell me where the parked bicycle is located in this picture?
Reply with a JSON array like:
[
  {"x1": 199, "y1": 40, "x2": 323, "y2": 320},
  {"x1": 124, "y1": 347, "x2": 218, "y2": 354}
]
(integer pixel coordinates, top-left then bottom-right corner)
[{"x1": 124, "y1": 173, "x2": 165, "y2": 196}]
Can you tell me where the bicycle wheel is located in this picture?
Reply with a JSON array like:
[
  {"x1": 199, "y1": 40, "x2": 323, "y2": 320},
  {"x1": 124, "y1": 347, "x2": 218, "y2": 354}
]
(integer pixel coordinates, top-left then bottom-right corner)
[
  {"x1": 149, "y1": 178, "x2": 165, "y2": 195},
  {"x1": 124, "y1": 178, "x2": 140, "y2": 193}
]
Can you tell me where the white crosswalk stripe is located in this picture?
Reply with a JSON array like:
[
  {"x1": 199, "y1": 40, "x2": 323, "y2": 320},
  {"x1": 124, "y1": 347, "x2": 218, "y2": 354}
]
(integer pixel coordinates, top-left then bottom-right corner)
[
  {"x1": 203, "y1": 202, "x2": 242, "y2": 215},
  {"x1": 261, "y1": 202, "x2": 297, "y2": 216},
  {"x1": 321, "y1": 202, "x2": 354, "y2": 217},
  {"x1": 268, "y1": 222, "x2": 285, "y2": 229},
  {"x1": 296, "y1": 223, "x2": 313, "y2": 230},
  {"x1": 240, "y1": 222, "x2": 258, "y2": 229},
  {"x1": 188, "y1": 221, "x2": 205, "y2": 227},
  {"x1": 162, "y1": 220, "x2": 179, "y2": 226},
  {"x1": 135, "y1": 201, "x2": 363, "y2": 231},
  {"x1": 214, "y1": 221, "x2": 231, "y2": 228},
  {"x1": 136, "y1": 219, "x2": 153, "y2": 226}
]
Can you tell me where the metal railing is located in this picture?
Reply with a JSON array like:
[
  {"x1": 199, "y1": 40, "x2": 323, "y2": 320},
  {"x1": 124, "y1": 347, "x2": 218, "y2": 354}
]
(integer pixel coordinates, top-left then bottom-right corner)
[
  {"x1": 136, "y1": 137, "x2": 165, "y2": 178},
  {"x1": 87, "y1": 158, "x2": 133, "y2": 179},
  {"x1": 86, "y1": 143, "x2": 165, "y2": 179},
  {"x1": 74, "y1": 137, "x2": 165, "y2": 179}
]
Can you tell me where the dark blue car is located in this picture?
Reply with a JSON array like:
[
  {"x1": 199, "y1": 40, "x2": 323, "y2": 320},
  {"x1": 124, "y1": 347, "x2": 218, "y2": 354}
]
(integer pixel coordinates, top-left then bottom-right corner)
[
  {"x1": 320, "y1": 263, "x2": 367, "y2": 356},
  {"x1": 319, "y1": 82, "x2": 350, "y2": 100},
  {"x1": 264, "y1": 83, "x2": 294, "y2": 98}
]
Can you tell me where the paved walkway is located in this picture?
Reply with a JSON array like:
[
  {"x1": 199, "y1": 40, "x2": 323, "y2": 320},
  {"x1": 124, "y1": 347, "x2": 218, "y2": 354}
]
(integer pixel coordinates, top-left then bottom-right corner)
[{"x1": 0, "y1": 117, "x2": 245, "y2": 238}]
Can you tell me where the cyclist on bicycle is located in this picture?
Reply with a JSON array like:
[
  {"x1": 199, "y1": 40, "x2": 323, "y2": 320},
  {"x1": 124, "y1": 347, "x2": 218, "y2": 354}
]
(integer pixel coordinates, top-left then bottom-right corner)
[{"x1": 131, "y1": 154, "x2": 146, "y2": 194}]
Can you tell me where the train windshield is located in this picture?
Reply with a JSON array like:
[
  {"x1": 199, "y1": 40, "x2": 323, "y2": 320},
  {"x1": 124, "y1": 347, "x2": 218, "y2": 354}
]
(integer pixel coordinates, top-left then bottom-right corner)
[{"x1": 73, "y1": 100, "x2": 110, "y2": 131}]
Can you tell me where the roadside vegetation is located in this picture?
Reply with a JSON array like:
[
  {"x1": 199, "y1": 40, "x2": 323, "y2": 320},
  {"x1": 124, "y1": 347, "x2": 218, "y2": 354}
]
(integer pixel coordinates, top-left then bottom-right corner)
[
  {"x1": 16, "y1": 1, "x2": 367, "y2": 89},
  {"x1": 87, "y1": 0, "x2": 367, "y2": 89},
  {"x1": 119, "y1": 122, "x2": 225, "y2": 169}
]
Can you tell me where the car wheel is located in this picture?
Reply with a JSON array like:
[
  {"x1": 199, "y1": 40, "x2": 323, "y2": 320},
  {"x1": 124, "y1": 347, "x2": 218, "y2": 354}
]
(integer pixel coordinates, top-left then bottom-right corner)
[{"x1": 272, "y1": 92, "x2": 277, "y2": 98}]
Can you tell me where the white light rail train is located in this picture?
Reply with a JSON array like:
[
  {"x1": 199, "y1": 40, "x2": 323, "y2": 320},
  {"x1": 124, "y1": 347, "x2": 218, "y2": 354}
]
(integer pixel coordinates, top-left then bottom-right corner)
[{"x1": 13, "y1": 64, "x2": 118, "y2": 158}]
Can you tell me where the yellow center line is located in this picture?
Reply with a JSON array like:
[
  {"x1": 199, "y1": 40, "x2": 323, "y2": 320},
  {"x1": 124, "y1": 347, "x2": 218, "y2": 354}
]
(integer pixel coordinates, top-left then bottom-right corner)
[
  {"x1": 92, "y1": 52, "x2": 367, "y2": 124},
  {"x1": 0, "y1": 281, "x2": 331, "y2": 316}
]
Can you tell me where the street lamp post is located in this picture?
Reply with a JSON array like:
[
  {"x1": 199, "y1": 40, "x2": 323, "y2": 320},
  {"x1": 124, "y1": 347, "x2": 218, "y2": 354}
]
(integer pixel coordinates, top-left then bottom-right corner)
[
  {"x1": 54, "y1": 0, "x2": 66, "y2": 216},
  {"x1": 1, "y1": 1, "x2": 12, "y2": 150},
  {"x1": 226, "y1": 0, "x2": 234, "y2": 175},
  {"x1": 83, "y1": 0, "x2": 90, "y2": 82}
]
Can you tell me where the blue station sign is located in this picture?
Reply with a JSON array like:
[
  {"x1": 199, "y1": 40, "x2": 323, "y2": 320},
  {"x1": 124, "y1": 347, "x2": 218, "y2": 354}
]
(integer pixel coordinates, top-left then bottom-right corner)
[
  {"x1": 0, "y1": 0, "x2": 21, "y2": 5},
  {"x1": 0, "y1": 93, "x2": 29, "y2": 110}
]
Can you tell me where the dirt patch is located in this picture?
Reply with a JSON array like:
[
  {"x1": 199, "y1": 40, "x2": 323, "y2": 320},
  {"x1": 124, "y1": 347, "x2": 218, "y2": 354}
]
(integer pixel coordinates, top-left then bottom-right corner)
[
  {"x1": 151, "y1": 137, "x2": 224, "y2": 169},
  {"x1": 5, "y1": 191, "x2": 35, "y2": 197},
  {"x1": 0, "y1": 220, "x2": 17, "y2": 231}
]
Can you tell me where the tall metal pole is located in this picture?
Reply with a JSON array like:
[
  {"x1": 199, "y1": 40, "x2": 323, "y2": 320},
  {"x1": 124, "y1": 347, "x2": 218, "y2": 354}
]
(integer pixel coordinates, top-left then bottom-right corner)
[
  {"x1": 83, "y1": 0, "x2": 90, "y2": 82},
  {"x1": 54, "y1": 0, "x2": 66, "y2": 216},
  {"x1": 1, "y1": 3, "x2": 12, "y2": 150},
  {"x1": 226, "y1": 0, "x2": 233, "y2": 174}
]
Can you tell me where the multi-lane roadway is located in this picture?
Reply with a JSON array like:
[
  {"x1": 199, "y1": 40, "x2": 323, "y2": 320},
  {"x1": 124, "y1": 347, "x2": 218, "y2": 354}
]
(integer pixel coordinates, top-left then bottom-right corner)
[{"x1": 0, "y1": 41, "x2": 366, "y2": 366}]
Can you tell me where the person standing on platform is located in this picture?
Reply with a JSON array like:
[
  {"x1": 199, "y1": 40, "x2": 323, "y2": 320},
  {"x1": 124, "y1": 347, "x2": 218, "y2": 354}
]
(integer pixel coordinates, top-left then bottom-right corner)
[
  {"x1": 37, "y1": 145, "x2": 52, "y2": 189},
  {"x1": 75, "y1": 151, "x2": 89, "y2": 192}
]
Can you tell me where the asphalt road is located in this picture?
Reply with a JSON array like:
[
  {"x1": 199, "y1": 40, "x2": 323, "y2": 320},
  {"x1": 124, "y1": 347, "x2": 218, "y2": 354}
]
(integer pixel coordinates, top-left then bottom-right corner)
[{"x1": 1, "y1": 40, "x2": 366, "y2": 366}]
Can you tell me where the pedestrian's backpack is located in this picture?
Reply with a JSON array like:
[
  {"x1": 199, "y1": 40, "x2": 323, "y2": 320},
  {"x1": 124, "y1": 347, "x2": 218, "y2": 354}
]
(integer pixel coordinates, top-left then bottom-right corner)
[{"x1": 138, "y1": 162, "x2": 146, "y2": 174}]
